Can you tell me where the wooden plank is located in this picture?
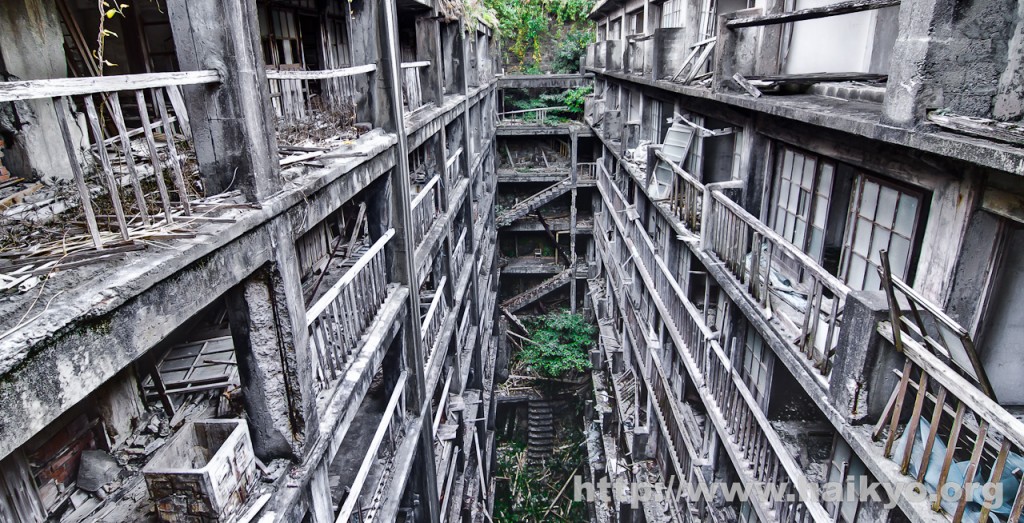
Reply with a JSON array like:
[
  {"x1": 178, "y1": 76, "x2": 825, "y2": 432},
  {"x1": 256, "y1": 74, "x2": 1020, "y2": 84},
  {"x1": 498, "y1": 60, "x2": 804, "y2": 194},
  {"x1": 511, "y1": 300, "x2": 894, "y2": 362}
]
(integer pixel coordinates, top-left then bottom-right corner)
[
  {"x1": 929, "y1": 112, "x2": 1024, "y2": 147},
  {"x1": 84, "y1": 96, "x2": 131, "y2": 240},
  {"x1": 164, "y1": 85, "x2": 192, "y2": 140},
  {"x1": 53, "y1": 98, "x2": 103, "y2": 249},
  {"x1": 335, "y1": 372, "x2": 407, "y2": 523},
  {"x1": 264, "y1": 64, "x2": 376, "y2": 81},
  {"x1": 153, "y1": 88, "x2": 192, "y2": 216},
  {"x1": 0, "y1": 70, "x2": 220, "y2": 102},
  {"x1": 726, "y1": 0, "x2": 901, "y2": 28},
  {"x1": 732, "y1": 73, "x2": 763, "y2": 98},
  {"x1": 135, "y1": 90, "x2": 174, "y2": 222},
  {"x1": 107, "y1": 92, "x2": 151, "y2": 222}
]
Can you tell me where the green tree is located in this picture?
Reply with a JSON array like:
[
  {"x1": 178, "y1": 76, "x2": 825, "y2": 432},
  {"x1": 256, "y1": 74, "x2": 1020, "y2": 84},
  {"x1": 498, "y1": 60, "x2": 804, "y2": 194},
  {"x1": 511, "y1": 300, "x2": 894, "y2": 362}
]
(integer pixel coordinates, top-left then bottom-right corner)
[{"x1": 519, "y1": 311, "x2": 596, "y2": 377}]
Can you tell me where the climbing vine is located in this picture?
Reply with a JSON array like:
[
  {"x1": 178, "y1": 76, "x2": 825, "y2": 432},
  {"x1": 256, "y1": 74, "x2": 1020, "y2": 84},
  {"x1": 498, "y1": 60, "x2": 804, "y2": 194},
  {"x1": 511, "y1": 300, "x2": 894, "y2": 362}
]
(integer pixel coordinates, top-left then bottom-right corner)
[{"x1": 484, "y1": 0, "x2": 596, "y2": 72}]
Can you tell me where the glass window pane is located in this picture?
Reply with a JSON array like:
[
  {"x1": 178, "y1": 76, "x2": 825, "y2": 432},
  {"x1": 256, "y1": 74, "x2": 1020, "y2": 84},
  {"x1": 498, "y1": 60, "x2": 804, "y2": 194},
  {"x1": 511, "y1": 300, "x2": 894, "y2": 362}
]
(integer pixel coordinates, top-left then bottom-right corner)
[
  {"x1": 778, "y1": 179, "x2": 791, "y2": 209},
  {"x1": 853, "y1": 218, "x2": 872, "y2": 255},
  {"x1": 889, "y1": 235, "x2": 912, "y2": 278},
  {"x1": 870, "y1": 228, "x2": 891, "y2": 264},
  {"x1": 895, "y1": 194, "x2": 919, "y2": 236},
  {"x1": 863, "y1": 266, "x2": 881, "y2": 291},
  {"x1": 809, "y1": 228, "x2": 824, "y2": 261},
  {"x1": 794, "y1": 218, "x2": 807, "y2": 248},
  {"x1": 860, "y1": 180, "x2": 879, "y2": 220},
  {"x1": 812, "y1": 194, "x2": 829, "y2": 229},
  {"x1": 847, "y1": 255, "x2": 867, "y2": 290},
  {"x1": 819, "y1": 163, "x2": 834, "y2": 194},
  {"x1": 782, "y1": 150, "x2": 794, "y2": 180},
  {"x1": 877, "y1": 186, "x2": 898, "y2": 227},
  {"x1": 801, "y1": 156, "x2": 816, "y2": 189}
]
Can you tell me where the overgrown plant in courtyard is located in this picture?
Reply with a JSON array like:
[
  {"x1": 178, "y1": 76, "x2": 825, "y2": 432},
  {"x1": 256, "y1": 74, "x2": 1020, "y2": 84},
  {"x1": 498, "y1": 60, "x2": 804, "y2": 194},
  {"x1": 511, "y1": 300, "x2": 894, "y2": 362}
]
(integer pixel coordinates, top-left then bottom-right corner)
[
  {"x1": 484, "y1": 0, "x2": 596, "y2": 72},
  {"x1": 519, "y1": 311, "x2": 596, "y2": 377}
]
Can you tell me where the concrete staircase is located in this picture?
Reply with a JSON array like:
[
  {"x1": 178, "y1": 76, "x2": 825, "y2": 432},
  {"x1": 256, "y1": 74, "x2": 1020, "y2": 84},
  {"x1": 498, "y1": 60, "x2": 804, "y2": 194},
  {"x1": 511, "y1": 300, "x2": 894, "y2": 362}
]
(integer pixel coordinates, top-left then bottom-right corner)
[
  {"x1": 527, "y1": 400, "x2": 556, "y2": 463},
  {"x1": 501, "y1": 265, "x2": 575, "y2": 313},
  {"x1": 497, "y1": 176, "x2": 573, "y2": 225}
]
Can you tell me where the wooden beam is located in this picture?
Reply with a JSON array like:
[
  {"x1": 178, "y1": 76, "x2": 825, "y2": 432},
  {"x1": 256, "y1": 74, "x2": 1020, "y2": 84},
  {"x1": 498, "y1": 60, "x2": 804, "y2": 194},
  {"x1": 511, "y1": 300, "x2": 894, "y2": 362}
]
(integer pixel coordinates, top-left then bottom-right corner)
[
  {"x1": 0, "y1": 70, "x2": 219, "y2": 103},
  {"x1": 726, "y1": 0, "x2": 901, "y2": 28}
]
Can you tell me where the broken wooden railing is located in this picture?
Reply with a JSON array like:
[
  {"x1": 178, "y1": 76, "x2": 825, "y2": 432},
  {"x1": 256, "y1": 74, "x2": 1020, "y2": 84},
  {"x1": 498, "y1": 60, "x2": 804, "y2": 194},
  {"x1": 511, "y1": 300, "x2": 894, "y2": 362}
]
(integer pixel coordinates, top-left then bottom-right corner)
[
  {"x1": 878, "y1": 255, "x2": 995, "y2": 399},
  {"x1": 336, "y1": 370, "x2": 408, "y2": 523},
  {"x1": 651, "y1": 149, "x2": 704, "y2": 233},
  {"x1": 452, "y1": 227, "x2": 468, "y2": 270},
  {"x1": 444, "y1": 146, "x2": 463, "y2": 190},
  {"x1": 421, "y1": 276, "x2": 450, "y2": 371},
  {"x1": 306, "y1": 229, "x2": 394, "y2": 391},
  {"x1": 627, "y1": 308, "x2": 724, "y2": 523},
  {"x1": 704, "y1": 189, "x2": 850, "y2": 378},
  {"x1": 410, "y1": 175, "x2": 441, "y2": 247},
  {"x1": 875, "y1": 323, "x2": 1024, "y2": 523},
  {"x1": 599, "y1": 173, "x2": 831, "y2": 522},
  {"x1": 577, "y1": 162, "x2": 596, "y2": 180},
  {"x1": 0, "y1": 70, "x2": 216, "y2": 248},
  {"x1": 400, "y1": 61, "x2": 430, "y2": 113},
  {"x1": 497, "y1": 106, "x2": 570, "y2": 123},
  {"x1": 265, "y1": 64, "x2": 376, "y2": 123}
]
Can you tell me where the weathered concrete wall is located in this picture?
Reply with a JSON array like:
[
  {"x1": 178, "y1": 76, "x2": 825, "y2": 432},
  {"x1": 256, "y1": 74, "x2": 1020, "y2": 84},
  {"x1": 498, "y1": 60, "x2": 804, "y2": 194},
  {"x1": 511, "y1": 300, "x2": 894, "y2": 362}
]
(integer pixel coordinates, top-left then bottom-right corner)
[
  {"x1": 0, "y1": 0, "x2": 77, "y2": 182},
  {"x1": 653, "y1": 28, "x2": 688, "y2": 81},
  {"x1": 885, "y1": 0, "x2": 1024, "y2": 124}
]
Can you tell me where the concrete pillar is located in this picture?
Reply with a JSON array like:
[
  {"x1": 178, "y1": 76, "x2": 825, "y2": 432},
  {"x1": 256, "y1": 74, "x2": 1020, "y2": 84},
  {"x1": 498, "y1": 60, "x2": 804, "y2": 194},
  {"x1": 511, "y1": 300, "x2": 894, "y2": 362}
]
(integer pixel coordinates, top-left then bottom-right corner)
[
  {"x1": 712, "y1": 9, "x2": 762, "y2": 93},
  {"x1": 0, "y1": 0, "x2": 78, "y2": 182},
  {"x1": 880, "y1": 0, "x2": 955, "y2": 128},
  {"x1": 226, "y1": 226, "x2": 318, "y2": 460},
  {"x1": 827, "y1": 290, "x2": 904, "y2": 425},
  {"x1": 165, "y1": 0, "x2": 280, "y2": 201},
  {"x1": 377, "y1": 0, "x2": 441, "y2": 520}
]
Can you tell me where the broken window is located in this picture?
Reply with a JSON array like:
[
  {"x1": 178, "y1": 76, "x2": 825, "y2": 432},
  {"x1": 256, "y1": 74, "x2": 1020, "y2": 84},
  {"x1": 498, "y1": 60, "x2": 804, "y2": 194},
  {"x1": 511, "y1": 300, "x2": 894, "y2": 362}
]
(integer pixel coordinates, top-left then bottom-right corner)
[
  {"x1": 839, "y1": 176, "x2": 922, "y2": 291},
  {"x1": 661, "y1": 0, "x2": 685, "y2": 29},
  {"x1": 823, "y1": 436, "x2": 873, "y2": 522},
  {"x1": 766, "y1": 141, "x2": 927, "y2": 288},
  {"x1": 769, "y1": 145, "x2": 835, "y2": 264},
  {"x1": 260, "y1": 9, "x2": 303, "y2": 68},
  {"x1": 735, "y1": 320, "x2": 773, "y2": 412}
]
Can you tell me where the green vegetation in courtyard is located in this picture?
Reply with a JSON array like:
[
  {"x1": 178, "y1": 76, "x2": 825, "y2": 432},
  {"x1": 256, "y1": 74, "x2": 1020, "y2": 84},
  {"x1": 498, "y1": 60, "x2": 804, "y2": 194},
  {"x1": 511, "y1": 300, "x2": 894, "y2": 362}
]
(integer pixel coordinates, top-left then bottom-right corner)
[
  {"x1": 494, "y1": 420, "x2": 588, "y2": 521},
  {"x1": 519, "y1": 311, "x2": 595, "y2": 377},
  {"x1": 483, "y1": 0, "x2": 596, "y2": 72}
]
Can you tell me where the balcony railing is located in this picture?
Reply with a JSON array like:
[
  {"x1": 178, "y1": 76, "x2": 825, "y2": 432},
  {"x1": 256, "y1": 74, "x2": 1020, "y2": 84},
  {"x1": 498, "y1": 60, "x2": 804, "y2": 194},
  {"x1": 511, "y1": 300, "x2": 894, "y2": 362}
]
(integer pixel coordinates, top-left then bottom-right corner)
[
  {"x1": 445, "y1": 147, "x2": 463, "y2": 190},
  {"x1": 0, "y1": 71, "x2": 217, "y2": 249},
  {"x1": 421, "y1": 276, "x2": 449, "y2": 370},
  {"x1": 577, "y1": 162, "x2": 597, "y2": 180},
  {"x1": 598, "y1": 173, "x2": 831, "y2": 522},
  {"x1": 266, "y1": 64, "x2": 375, "y2": 124},
  {"x1": 411, "y1": 175, "x2": 441, "y2": 247},
  {"x1": 650, "y1": 149, "x2": 703, "y2": 233},
  {"x1": 704, "y1": 189, "x2": 850, "y2": 378},
  {"x1": 875, "y1": 323, "x2": 1024, "y2": 523},
  {"x1": 452, "y1": 227, "x2": 468, "y2": 270},
  {"x1": 336, "y1": 370, "x2": 408, "y2": 523},
  {"x1": 497, "y1": 106, "x2": 569, "y2": 124},
  {"x1": 306, "y1": 229, "x2": 394, "y2": 392}
]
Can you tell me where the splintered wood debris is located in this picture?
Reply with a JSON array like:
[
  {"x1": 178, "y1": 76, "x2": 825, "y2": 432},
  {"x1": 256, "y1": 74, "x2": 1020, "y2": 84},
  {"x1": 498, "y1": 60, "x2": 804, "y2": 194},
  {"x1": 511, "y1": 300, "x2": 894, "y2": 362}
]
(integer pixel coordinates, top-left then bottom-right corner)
[{"x1": 0, "y1": 190, "x2": 248, "y2": 292}]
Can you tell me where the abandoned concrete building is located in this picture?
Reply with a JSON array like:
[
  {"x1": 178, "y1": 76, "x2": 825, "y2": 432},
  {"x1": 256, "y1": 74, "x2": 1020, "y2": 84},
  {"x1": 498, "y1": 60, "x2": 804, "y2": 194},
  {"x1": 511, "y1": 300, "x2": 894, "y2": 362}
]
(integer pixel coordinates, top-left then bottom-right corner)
[{"x1": 3, "y1": 0, "x2": 1024, "y2": 522}]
